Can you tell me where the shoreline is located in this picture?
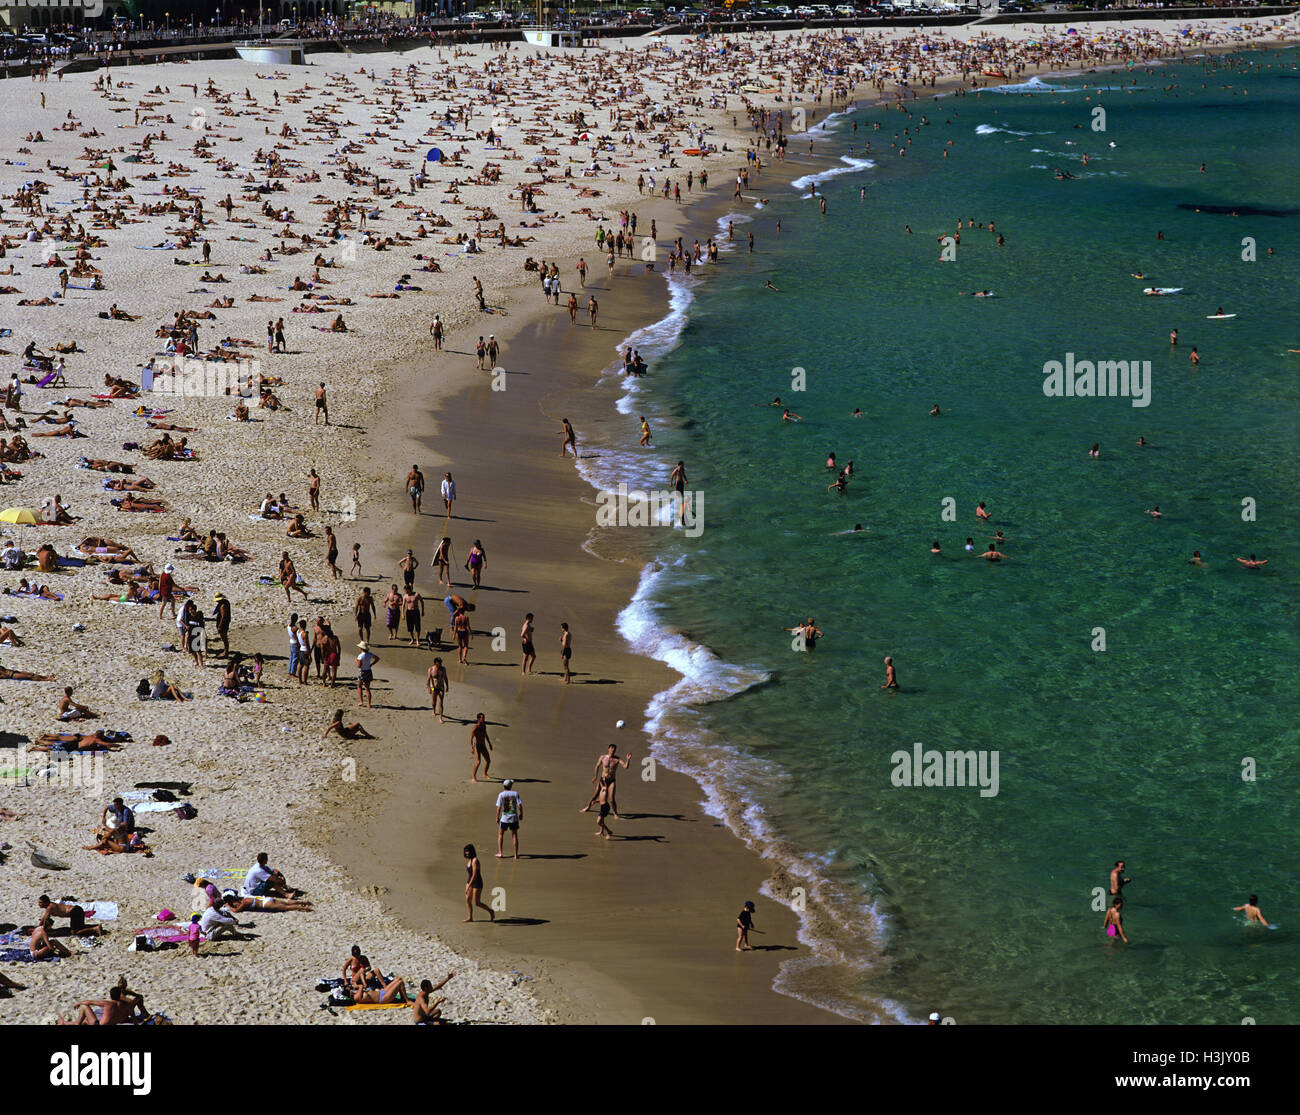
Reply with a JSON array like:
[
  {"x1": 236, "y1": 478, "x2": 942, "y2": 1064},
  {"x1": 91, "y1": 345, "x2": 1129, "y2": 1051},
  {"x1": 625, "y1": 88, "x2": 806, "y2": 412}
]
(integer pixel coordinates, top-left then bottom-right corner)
[{"x1": 0, "y1": 21, "x2": 1291, "y2": 1027}]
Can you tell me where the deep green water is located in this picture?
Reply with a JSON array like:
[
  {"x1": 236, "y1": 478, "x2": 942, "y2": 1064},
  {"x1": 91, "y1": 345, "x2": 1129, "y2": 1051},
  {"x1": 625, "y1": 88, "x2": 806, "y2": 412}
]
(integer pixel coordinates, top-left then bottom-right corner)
[{"x1": 604, "y1": 50, "x2": 1300, "y2": 1024}]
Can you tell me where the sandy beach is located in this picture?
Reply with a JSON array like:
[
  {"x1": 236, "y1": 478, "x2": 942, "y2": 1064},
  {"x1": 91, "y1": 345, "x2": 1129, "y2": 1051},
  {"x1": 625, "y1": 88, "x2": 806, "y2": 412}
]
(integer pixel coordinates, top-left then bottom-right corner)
[{"x1": 1, "y1": 14, "x2": 1294, "y2": 1026}]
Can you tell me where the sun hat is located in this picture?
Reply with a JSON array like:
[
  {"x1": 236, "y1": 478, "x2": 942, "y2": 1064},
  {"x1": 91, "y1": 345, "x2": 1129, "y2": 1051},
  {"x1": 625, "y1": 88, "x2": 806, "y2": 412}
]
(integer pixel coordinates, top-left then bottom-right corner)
[
  {"x1": 503, "y1": 779, "x2": 513, "y2": 789},
  {"x1": 357, "y1": 641, "x2": 369, "y2": 651},
  {"x1": 163, "y1": 562, "x2": 175, "y2": 573}
]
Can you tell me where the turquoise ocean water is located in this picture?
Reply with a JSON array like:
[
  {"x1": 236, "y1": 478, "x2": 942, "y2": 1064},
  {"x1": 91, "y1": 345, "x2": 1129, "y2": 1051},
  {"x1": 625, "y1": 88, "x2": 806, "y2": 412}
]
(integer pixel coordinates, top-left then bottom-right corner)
[{"x1": 585, "y1": 50, "x2": 1300, "y2": 1024}]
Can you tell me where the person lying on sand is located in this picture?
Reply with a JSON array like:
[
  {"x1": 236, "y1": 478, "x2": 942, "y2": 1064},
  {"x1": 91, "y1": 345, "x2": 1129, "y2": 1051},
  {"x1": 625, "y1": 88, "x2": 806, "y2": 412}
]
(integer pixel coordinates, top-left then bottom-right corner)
[
  {"x1": 115, "y1": 495, "x2": 171, "y2": 513},
  {"x1": 80, "y1": 537, "x2": 139, "y2": 559},
  {"x1": 104, "y1": 477, "x2": 156, "y2": 491},
  {"x1": 0, "y1": 625, "x2": 25, "y2": 646},
  {"x1": 4, "y1": 579, "x2": 60, "y2": 599},
  {"x1": 223, "y1": 891, "x2": 314, "y2": 913},
  {"x1": 0, "y1": 665, "x2": 55, "y2": 681},
  {"x1": 81, "y1": 459, "x2": 135, "y2": 474},
  {"x1": 83, "y1": 829, "x2": 150, "y2": 855},
  {"x1": 147, "y1": 420, "x2": 198, "y2": 432},
  {"x1": 30, "y1": 424, "x2": 85, "y2": 438}
]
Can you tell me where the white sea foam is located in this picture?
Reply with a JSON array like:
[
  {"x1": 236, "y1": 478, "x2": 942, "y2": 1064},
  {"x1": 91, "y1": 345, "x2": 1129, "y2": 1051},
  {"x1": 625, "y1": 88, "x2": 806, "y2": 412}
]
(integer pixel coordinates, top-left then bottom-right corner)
[{"x1": 791, "y1": 155, "x2": 875, "y2": 194}]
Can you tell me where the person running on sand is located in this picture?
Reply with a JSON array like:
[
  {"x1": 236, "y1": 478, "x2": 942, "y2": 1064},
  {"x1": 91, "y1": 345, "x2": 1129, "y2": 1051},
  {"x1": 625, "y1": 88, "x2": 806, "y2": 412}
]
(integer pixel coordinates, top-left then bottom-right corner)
[
  {"x1": 470, "y1": 712, "x2": 492, "y2": 781},
  {"x1": 427, "y1": 657, "x2": 449, "y2": 722},
  {"x1": 462, "y1": 846, "x2": 494, "y2": 922},
  {"x1": 322, "y1": 709, "x2": 375, "y2": 740}
]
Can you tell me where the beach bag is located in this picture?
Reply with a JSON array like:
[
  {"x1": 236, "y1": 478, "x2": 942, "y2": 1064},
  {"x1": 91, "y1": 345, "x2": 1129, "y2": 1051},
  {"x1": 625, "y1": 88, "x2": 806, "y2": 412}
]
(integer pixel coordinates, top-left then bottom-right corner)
[{"x1": 174, "y1": 803, "x2": 197, "y2": 820}]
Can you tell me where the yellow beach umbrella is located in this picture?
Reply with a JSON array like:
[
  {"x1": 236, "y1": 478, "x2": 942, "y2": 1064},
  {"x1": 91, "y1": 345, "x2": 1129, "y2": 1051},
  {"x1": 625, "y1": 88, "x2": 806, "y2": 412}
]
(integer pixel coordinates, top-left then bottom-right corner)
[{"x1": 0, "y1": 507, "x2": 39, "y2": 525}]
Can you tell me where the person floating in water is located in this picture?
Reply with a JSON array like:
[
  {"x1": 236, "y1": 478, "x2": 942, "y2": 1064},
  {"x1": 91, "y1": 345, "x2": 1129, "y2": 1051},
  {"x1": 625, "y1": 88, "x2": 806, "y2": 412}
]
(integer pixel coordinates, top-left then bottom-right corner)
[
  {"x1": 764, "y1": 281, "x2": 779, "y2": 292},
  {"x1": 781, "y1": 408, "x2": 802, "y2": 422},
  {"x1": 1236, "y1": 554, "x2": 1268, "y2": 568}
]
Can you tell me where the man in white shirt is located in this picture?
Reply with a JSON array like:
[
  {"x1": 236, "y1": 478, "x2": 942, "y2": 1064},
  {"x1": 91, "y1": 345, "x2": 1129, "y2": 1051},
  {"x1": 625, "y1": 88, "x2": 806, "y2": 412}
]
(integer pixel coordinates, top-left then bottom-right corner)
[
  {"x1": 495, "y1": 780, "x2": 523, "y2": 860},
  {"x1": 242, "y1": 851, "x2": 300, "y2": 899},
  {"x1": 440, "y1": 472, "x2": 456, "y2": 515},
  {"x1": 198, "y1": 897, "x2": 248, "y2": 941}
]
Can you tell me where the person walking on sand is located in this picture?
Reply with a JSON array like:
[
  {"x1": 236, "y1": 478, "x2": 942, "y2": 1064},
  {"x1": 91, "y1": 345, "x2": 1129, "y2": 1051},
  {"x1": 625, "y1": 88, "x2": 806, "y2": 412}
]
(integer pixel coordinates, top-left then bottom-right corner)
[
  {"x1": 588, "y1": 295, "x2": 599, "y2": 328},
  {"x1": 560, "y1": 417, "x2": 577, "y2": 458},
  {"x1": 429, "y1": 315, "x2": 444, "y2": 350},
  {"x1": 639, "y1": 415, "x2": 652, "y2": 447},
  {"x1": 308, "y1": 468, "x2": 321, "y2": 512},
  {"x1": 406, "y1": 464, "x2": 424, "y2": 515},
  {"x1": 433, "y1": 536, "x2": 453, "y2": 589},
  {"x1": 441, "y1": 471, "x2": 456, "y2": 516},
  {"x1": 402, "y1": 585, "x2": 423, "y2": 646},
  {"x1": 464, "y1": 539, "x2": 486, "y2": 589},
  {"x1": 559, "y1": 621, "x2": 573, "y2": 684},
  {"x1": 470, "y1": 712, "x2": 492, "y2": 782},
  {"x1": 314, "y1": 382, "x2": 329, "y2": 425},
  {"x1": 1233, "y1": 894, "x2": 1270, "y2": 927},
  {"x1": 1103, "y1": 896, "x2": 1128, "y2": 943},
  {"x1": 463, "y1": 845, "x2": 494, "y2": 922},
  {"x1": 157, "y1": 561, "x2": 176, "y2": 620},
  {"x1": 520, "y1": 612, "x2": 536, "y2": 674},
  {"x1": 881, "y1": 656, "x2": 899, "y2": 690},
  {"x1": 356, "y1": 641, "x2": 378, "y2": 708},
  {"x1": 495, "y1": 779, "x2": 522, "y2": 859},
  {"x1": 427, "y1": 657, "x2": 449, "y2": 722},
  {"x1": 736, "y1": 900, "x2": 757, "y2": 951}
]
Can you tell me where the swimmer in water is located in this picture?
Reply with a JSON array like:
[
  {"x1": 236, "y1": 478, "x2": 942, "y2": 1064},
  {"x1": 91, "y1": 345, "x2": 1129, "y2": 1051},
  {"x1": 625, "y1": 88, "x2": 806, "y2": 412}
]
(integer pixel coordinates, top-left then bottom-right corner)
[
  {"x1": 1236, "y1": 554, "x2": 1268, "y2": 568},
  {"x1": 990, "y1": 530, "x2": 1007, "y2": 545},
  {"x1": 1145, "y1": 506, "x2": 1163, "y2": 518},
  {"x1": 764, "y1": 281, "x2": 779, "y2": 292},
  {"x1": 1189, "y1": 346, "x2": 1200, "y2": 366},
  {"x1": 975, "y1": 501, "x2": 991, "y2": 522},
  {"x1": 1233, "y1": 894, "x2": 1270, "y2": 927},
  {"x1": 978, "y1": 545, "x2": 1006, "y2": 562},
  {"x1": 852, "y1": 408, "x2": 863, "y2": 419},
  {"x1": 1131, "y1": 272, "x2": 1145, "y2": 279},
  {"x1": 1103, "y1": 896, "x2": 1128, "y2": 943},
  {"x1": 1188, "y1": 550, "x2": 1205, "y2": 566},
  {"x1": 1089, "y1": 443, "x2": 1100, "y2": 459},
  {"x1": 781, "y1": 409, "x2": 802, "y2": 422},
  {"x1": 1170, "y1": 329, "x2": 1178, "y2": 346},
  {"x1": 880, "y1": 656, "x2": 898, "y2": 690},
  {"x1": 1136, "y1": 436, "x2": 1147, "y2": 447},
  {"x1": 929, "y1": 404, "x2": 941, "y2": 417},
  {"x1": 964, "y1": 537, "x2": 975, "y2": 552},
  {"x1": 783, "y1": 618, "x2": 823, "y2": 652},
  {"x1": 826, "y1": 453, "x2": 837, "y2": 470},
  {"x1": 930, "y1": 541, "x2": 941, "y2": 554}
]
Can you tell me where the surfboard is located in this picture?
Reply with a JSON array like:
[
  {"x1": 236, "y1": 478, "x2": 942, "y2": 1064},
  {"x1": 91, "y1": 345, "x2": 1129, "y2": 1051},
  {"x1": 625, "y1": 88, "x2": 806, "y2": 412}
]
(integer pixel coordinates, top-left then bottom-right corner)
[
  {"x1": 1206, "y1": 313, "x2": 1237, "y2": 319},
  {"x1": 1143, "y1": 287, "x2": 1183, "y2": 295},
  {"x1": 681, "y1": 148, "x2": 702, "y2": 156}
]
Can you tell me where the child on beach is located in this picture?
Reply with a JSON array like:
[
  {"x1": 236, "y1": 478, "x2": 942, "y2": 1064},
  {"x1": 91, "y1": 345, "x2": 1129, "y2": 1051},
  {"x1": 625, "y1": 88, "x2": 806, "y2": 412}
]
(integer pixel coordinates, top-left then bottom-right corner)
[{"x1": 736, "y1": 901, "x2": 757, "y2": 952}]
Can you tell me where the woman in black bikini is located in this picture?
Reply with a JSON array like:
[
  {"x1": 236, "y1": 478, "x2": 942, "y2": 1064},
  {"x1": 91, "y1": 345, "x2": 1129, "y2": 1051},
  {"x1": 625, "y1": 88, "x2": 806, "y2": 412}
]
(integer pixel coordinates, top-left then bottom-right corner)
[{"x1": 462, "y1": 844, "x2": 494, "y2": 922}]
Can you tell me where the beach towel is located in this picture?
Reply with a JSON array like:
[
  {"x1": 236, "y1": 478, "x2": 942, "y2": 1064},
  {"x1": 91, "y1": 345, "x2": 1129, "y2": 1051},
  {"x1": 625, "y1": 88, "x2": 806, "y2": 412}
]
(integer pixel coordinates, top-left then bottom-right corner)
[
  {"x1": 132, "y1": 800, "x2": 187, "y2": 814},
  {"x1": 344, "y1": 1001, "x2": 409, "y2": 1011},
  {"x1": 130, "y1": 924, "x2": 201, "y2": 945},
  {"x1": 0, "y1": 930, "x2": 26, "y2": 946},
  {"x1": 36, "y1": 370, "x2": 57, "y2": 388},
  {"x1": 194, "y1": 867, "x2": 246, "y2": 883},
  {"x1": 82, "y1": 901, "x2": 118, "y2": 921}
]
